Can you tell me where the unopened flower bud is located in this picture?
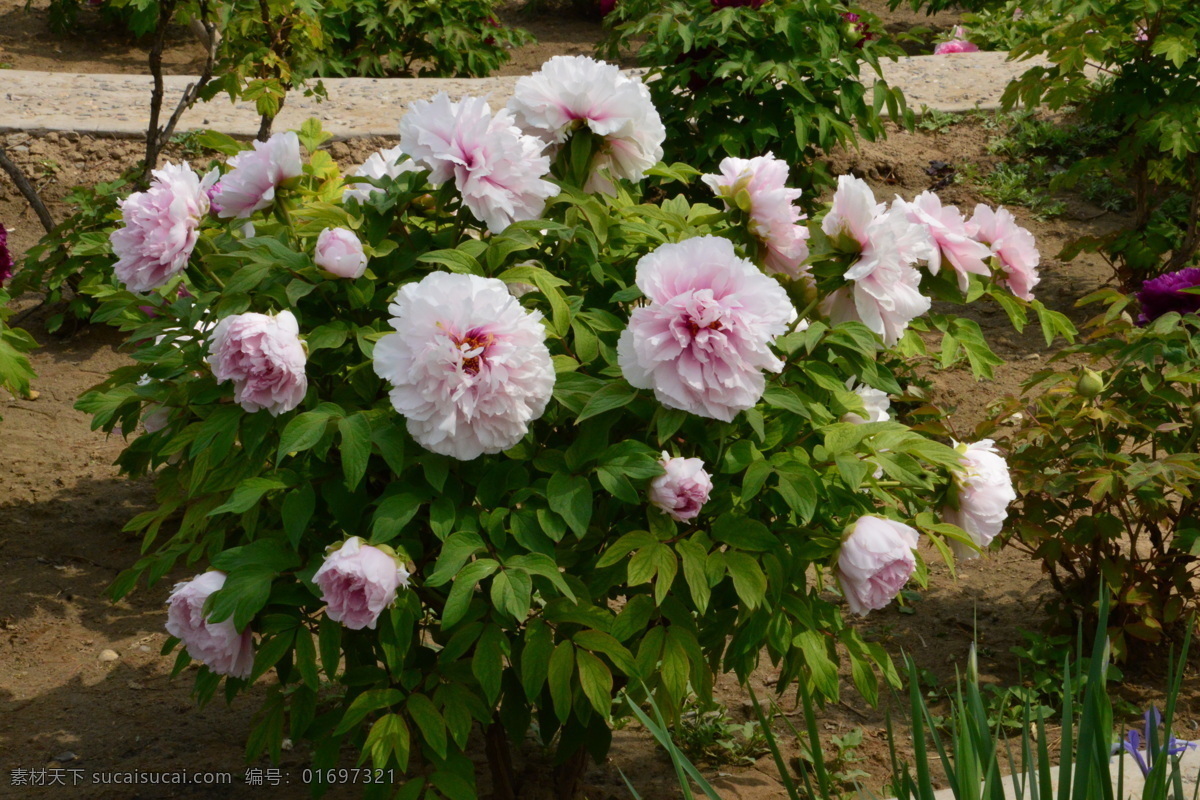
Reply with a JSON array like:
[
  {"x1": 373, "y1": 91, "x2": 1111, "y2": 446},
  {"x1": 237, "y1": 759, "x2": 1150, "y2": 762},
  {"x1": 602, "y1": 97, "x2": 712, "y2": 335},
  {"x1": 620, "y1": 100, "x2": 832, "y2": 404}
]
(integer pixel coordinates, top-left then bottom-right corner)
[{"x1": 1076, "y1": 368, "x2": 1104, "y2": 399}]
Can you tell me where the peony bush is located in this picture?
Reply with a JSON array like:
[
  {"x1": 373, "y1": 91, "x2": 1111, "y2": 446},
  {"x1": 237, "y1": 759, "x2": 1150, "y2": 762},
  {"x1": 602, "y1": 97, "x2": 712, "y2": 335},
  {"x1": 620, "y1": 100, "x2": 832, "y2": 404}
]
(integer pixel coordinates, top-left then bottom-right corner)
[{"x1": 78, "y1": 56, "x2": 1066, "y2": 797}]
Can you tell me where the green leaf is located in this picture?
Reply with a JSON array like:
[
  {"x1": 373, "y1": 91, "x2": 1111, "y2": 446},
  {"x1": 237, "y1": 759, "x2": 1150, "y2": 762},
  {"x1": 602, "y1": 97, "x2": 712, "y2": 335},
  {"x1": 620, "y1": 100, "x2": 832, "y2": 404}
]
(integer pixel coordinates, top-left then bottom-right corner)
[
  {"x1": 490, "y1": 569, "x2": 533, "y2": 620},
  {"x1": 548, "y1": 642, "x2": 575, "y2": 723},
  {"x1": 370, "y1": 493, "x2": 424, "y2": 544},
  {"x1": 335, "y1": 688, "x2": 402, "y2": 736},
  {"x1": 277, "y1": 410, "x2": 335, "y2": 460},
  {"x1": 318, "y1": 614, "x2": 342, "y2": 680},
  {"x1": 209, "y1": 476, "x2": 289, "y2": 516},
  {"x1": 661, "y1": 629, "x2": 690, "y2": 703},
  {"x1": 676, "y1": 539, "x2": 712, "y2": 614},
  {"x1": 472, "y1": 624, "x2": 505, "y2": 706},
  {"x1": 441, "y1": 559, "x2": 499, "y2": 628},
  {"x1": 363, "y1": 713, "x2": 410, "y2": 772},
  {"x1": 522, "y1": 619, "x2": 554, "y2": 700},
  {"x1": 426, "y1": 532, "x2": 486, "y2": 588},
  {"x1": 576, "y1": 380, "x2": 638, "y2": 423},
  {"x1": 282, "y1": 485, "x2": 316, "y2": 550},
  {"x1": 711, "y1": 513, "x2": 777, "y2": 551},
  {"x1": 573, "y1": 630, "x2": 638, "y2": 677},
  {"x1": 725, "y1": 552, "x2": 767, "y2": 610},
  {"x1": 337, "y1": 413, "x2": 372, "y2": 490},
  {"x1": 576, "y1": 649, "x2": 613, "y2": 718},
  {"x1": 419, "y1": 249, "x2": 483, "y2": 275},
  {"x1": 794, "y1": 630, "x2": 839, "y2": 700},
  {"x1": 547, "y1": 473, "x2": 592, "y2": 537},
  {"x1": 405, "y1": 694, "x2": 448, "y2": 760}
]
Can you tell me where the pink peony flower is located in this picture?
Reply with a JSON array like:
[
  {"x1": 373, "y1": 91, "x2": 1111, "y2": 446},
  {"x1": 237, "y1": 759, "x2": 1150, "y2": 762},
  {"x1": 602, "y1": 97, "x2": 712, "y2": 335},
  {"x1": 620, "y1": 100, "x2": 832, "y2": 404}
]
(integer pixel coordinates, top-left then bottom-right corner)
[
  {"x1": 313, "y1": 537, "x2": 410, "y2": 630},
  {"x1": 507, "y1": 55, "x2": 666, "y2": 195},
  {"x1": 206, "y1": 310, "x2": 308, "y2": 415},
  {"x1": 398, "y1": 93, "x2": 559, "y2": 234},
  {"x1": 898, "y1": 191, "x2": 993, "y2": 292},
  {"x1": 110, "y1": 162, "x2": 217, "y2": 293},
  {"x1": 841, "y1": 378, "x2": 891, "y2": 424},
  {"x1": 823, "y1": 205, "x2": 934, "y2": 346},
  {"x1": 314, "y1": 227, "x2": 368, "y2": 279},
  {"x1": 837, "y1": 515, "x2": 919, "y2": 616},
  {"x1": 211, "y1": 131, "x2": 303, "y2": 219},
  {"x1": 970, "y1": 204, "x2": 1040, "y2": 300},
  {"x1": 165, "y1": 571, "x2": 254, "y2": 678},
  {"x1": 617, "y1": 236, "x2": 797, "y2": 421},
  {"x1": 342, "y1": 145, "x2": 421, "y2": 205},
  {"x1": 649, "y1": 452, "x2": 713, "y2": 521},
  {"x1": 822, "y1": 174, "x2": 885, "y2": 249},
  {"x1": 372, "y1": 272, "x2": 556, "y2": 460},
  {"x1": 935, "y1": 26, "x2": 979, "y2": 53},
  {"x1": 702, "y1": 152, "x2": 811, "y2": 280},
  {"x1": 942, "y1": 439, "x2": 1016, "y2": 559}
]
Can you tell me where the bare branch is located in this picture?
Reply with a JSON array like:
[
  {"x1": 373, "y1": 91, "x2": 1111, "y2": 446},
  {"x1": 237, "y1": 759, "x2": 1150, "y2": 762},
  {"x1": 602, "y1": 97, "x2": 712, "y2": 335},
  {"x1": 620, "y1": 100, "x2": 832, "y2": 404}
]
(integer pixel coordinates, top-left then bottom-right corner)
[
  {"x1": 0, "y1": 146, "x2": 57, "y2": 236},
  {"x1": 156, "y1": 0, "x2": 220, "y2": 152},
  {"x1": 142, "y1": 0, "x2": 181, "y2": 185}
]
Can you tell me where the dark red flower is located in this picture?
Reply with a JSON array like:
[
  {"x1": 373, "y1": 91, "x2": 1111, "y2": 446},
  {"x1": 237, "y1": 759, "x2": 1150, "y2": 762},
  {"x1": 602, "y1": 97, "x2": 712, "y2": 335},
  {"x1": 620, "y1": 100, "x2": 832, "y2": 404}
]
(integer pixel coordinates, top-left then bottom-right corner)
[
  {"x1": 0, "y1": 223, "x2": 12, "y2": 285},
  {"x1": 1136, "y1": 267, "x2": 1200, "y2": 324},
  {"x1": 600, "y1": 0, "x2": 618, "y2": 14},
  {"x1": 711, "y1": 0, "x2": 765, "y2": 8}
]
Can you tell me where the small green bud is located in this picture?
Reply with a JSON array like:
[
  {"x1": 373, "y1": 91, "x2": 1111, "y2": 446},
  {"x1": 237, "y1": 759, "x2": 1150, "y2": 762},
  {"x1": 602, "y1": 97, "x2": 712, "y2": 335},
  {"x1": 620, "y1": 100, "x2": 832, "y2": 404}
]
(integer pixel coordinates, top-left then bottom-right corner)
[{"x1": 1076, "y1": 368, "x2": 1104, "y2": 399}]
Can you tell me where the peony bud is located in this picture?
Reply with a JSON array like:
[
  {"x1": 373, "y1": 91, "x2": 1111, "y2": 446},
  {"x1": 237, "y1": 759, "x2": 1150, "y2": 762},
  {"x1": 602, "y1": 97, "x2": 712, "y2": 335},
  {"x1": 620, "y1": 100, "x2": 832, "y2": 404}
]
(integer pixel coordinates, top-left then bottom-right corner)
[
  {"x1": 314, "y1": 227, "x2": 368, "y2": 279},
  {"x1": 313, "y1": 537, "x2": 410, "y2": 630},
  {"x1": 1076, "y1": 368, "x2": 1104, "y2": 399}
]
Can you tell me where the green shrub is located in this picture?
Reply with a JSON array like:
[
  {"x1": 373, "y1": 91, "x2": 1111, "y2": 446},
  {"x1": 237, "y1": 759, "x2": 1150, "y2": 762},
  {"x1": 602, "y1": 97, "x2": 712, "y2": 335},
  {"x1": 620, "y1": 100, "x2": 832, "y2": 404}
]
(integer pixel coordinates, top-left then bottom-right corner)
[
  {"x1": 599, "y1": 0, "x2": 913, "y2": 198},
  {"x1": 74, "y1": 100, "x2": 1032, "y2": 795},
  {"x1": 992, "y1": 290, "x2": 1200, "y2": 659}
]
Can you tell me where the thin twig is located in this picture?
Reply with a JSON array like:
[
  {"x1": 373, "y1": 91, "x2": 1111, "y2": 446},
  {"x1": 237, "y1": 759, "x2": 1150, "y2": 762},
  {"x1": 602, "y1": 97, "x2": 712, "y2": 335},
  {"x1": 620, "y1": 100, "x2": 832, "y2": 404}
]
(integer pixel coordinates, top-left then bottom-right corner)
[
  {"x1": 0, "y1": 146, "x2": 57, "y2": 235},
  {"x1": 142, "y1": 0, "x2": 180, "y2": 184},
  {"x1": 156, "y1": 0, "x2": 219, "y2": 152}
]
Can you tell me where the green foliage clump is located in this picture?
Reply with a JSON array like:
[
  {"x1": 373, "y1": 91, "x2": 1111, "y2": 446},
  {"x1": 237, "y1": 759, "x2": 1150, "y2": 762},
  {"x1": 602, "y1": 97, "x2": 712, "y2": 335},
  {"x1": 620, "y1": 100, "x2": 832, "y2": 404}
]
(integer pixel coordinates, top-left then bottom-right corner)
[
  {"x1": 599, "y1": 0, "x2": 913, "y2": 198},
  {"x1": 993, "y1": 290, "x2": 1200, "y2": 660},
  {"x1": 1000, "y1": 0, "x2": 1200, "y2": 285},
  {"x1": 0, "y1": 286, "x2": 37, "y2": 410}
]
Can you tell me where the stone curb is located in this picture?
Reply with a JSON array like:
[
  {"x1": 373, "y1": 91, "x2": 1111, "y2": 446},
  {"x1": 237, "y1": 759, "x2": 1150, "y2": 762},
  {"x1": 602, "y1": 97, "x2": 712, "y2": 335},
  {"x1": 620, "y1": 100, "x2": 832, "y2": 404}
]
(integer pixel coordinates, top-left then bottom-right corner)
[{"x1": 0, "y1": 51, "x2": 1048, "y2": 139}]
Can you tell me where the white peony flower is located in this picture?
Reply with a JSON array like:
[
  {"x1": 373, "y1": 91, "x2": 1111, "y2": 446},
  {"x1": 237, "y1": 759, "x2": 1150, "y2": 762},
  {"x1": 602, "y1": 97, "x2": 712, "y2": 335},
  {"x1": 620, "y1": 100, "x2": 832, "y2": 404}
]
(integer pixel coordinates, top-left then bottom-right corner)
[
  {"x1": 837, "y1": 516, "x2": 920, "y2": 616},
  {"x1": 507, "y1": 55, "x2": 665, "y2": 194},
  {"x1": 342, "y1": 146, "x2": 421, "y2": 205},
  {"x1": 943, "y1": 439, "x2": 1017, "y2": 559},
  {"x1": 841, "y1": 377, "x2": 891, "y2": 424},
  {"x1": 372, "y1": 272, "x2": 555, "y2": 460},
  {"x1": 398, "y1": 93, "x2": 559, "y2": 234},
  {"x1": 823, "y1": 205, "x2": 935, "y2": 346},
  {"x1": 211, "y1": 131, "x2": 303, "y2": 219},
  {"x1": 897, "y1": 191, "x2": 992, "y2": 292},
  {"x1": 701, "y1": 152, "x2": 811, "y2": 280}
]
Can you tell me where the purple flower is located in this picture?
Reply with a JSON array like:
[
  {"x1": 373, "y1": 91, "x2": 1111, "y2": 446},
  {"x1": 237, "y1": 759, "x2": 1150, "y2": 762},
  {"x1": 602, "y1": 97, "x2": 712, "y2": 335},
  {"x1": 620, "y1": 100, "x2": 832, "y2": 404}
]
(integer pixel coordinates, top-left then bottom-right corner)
[
  {"x1": 1136, "y1": 267, "x2": 1200, "y2": 325},
  {"x1": 0, "y1": 223, "x2": 12, "y2": 284},
  {"x1": 1120, "y1": 708, "x2": 1197, "y2": 776}
]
